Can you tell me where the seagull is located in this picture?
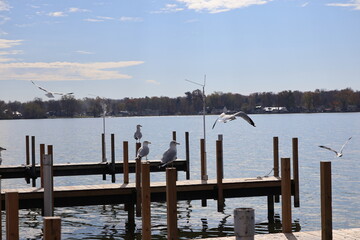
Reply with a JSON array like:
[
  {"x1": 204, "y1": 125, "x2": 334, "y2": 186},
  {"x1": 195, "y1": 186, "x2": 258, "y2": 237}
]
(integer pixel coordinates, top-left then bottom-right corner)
[
  {"x1": 31, "y1": 80, "x2": 74, "y2": 98},
  {"x1": 136, "y1": 141, "x2": 151, "y2": 160},
  {"x1": 159, "y1": 140, "x2": 180, "y2": 168},
  {"x1": 212, "y1": 111, "x2": 256, "y2": 129},
  {"x1": 319, "y1": 137, "x2": 352, "y2": 157},
  {"x1": 134, "y1": 124, "x2": 142, "y2": 143}
]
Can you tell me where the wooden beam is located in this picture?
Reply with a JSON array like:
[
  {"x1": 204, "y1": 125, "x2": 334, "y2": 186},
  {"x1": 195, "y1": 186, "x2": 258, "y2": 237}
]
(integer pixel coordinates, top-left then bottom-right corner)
[
  {"x1": 141, "y1": 162, "x2": 151, "y2": 239},
  {"x1": 281, "y1": 158, "x2": 292, "y2": 233},
  {"x1": 292, "y1": 138, "x2": 300, "y2": 208},
  {"x1": 166, "y1": 168, "x2": 177, "y2": 240},
  {"x1": 321, "y1": 161, "x2": 332, "y2": 240},
  {"x1": 6, "y1": 191, "x2": 19, "y2": 240}
]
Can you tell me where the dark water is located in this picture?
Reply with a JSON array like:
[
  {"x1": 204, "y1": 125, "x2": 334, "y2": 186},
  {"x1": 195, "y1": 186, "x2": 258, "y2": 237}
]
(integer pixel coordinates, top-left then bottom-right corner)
[{"x1": 1, "y1": 113, "x2": 359, "y2": 239}]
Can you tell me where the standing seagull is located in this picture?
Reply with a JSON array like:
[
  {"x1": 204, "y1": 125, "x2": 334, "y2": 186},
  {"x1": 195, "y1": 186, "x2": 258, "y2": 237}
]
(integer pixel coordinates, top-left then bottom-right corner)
[
  {"x1": 159, "y1": 140, "x2": 180, "y2": 168},
  {"x1": 212, "y1": 111, "x2": 256, "y2": 129},
  {"x1": 136, "y1": 141, "x2": 151, "y2": 160},
  {"x1": 319, "y1": 137, "x2": 352, "y2": 157},
  {"x1": 0, "y1": 146, "x2": 6, "y2": 165},
  {"x1": 134, "y1": 124, "x2": 142, "y2": 143},
  {"x1": 31, "y1": 80, "x2": 74, "y2": 98}
]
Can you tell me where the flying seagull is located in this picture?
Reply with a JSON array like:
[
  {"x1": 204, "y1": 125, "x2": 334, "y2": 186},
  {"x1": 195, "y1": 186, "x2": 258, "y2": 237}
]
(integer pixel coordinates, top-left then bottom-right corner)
[
  {"x1": 134, "y1": 124, "x2": 142, "y2": 143},
  {"x1": 159, "y1": 140, "x2": 180, "y2": 168},
  {"x1": 212, "y1": 111, "x2": 256, "y2": 129},
  {"x1": 31, "y1": 80, "x2": 74, "y2": 98},
  {"x1": 136, "y1": 141, "x2": 151, "y2": 160},
  {"x1": 319, "y1": 137, "x2": 352, "y2": 157}
]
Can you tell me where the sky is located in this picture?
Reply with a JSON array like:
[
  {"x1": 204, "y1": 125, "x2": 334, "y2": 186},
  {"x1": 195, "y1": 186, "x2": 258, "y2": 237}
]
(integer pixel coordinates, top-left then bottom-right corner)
[{"x1": 0, "y1": 0, "x2": 359, "y2": 102}]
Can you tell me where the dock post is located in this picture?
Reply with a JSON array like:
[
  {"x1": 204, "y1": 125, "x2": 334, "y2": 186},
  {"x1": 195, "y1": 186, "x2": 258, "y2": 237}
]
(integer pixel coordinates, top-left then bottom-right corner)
[
  {"x1": 200, "y1": 138, "x2": 207, "y2": 207},
  {"x1": 136, "y1": 157, "x2": 142, "y2": 217},
  {"x1": 31, "y1": 136, "x2": 36, "y2": 187},
  {"x1": 135, "y1": 142, "x2": 141, "y2": 157},
  {"x1": 185, "y1": 132, "x2": 190, "y2": 180},
  {"x1": 281, "y1": 158, "x2": 292, "y2": 233},
  {"x1": 166, "y1": 168, "x2": 178, "y2": 240},
  {"x1": 0, "y1": 176, "x2": 1, "y2": 240},
  {"x1": 43, "y1": 154, "x2": 54, "y2": 217},
  {"x1": 40, "y1": 144, "x2": 45, "y2": 188},
  {"x1": 273, "y1": 136, "x2": 279, "y2": 203},
  {"x1": 26, "y1": 135, "x2": 30, "y2": 165},
  {"x1": 292, "y1": 138, "x2": 300, "y2": 208},
  {"x1": 172, "y1": 131, "x2": 176, "y2": 141},
  {"x1": 267, "y1": 195, "x2": 275, "y2": 224},
  {"x1": 321, "y1": 161, "x2": 332, "y2": 240},
  {"x1": 43, "y1": 217, "x2": 61, "y2": 240},
  {"x1": 6, "y1": 191, "x2": 19, "y2": 240},
  {"x1": 102, "y1": 133, "x2": 106, "y2": 180},
  {"x1": 141, "y1": 162, "x2": 151, "y2": 239},
  {"x1": 111, "y1": 134, "x2": 116, "y2": 183},
  {"x1": 234, "y1": 208, "x2": 255, "y2": 240},
  {"x1": 123, "y1": 141, "x2": 129, "y2": 184},
  {"x1": 216, "y1": 138, "x2": 224, "y2": 212}
]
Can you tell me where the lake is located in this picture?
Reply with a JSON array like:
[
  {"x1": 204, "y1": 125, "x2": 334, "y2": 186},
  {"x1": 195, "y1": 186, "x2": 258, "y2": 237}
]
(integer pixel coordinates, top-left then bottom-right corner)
[{"x1": 1, "y1": 113, "x2": 359, "y2": 239}]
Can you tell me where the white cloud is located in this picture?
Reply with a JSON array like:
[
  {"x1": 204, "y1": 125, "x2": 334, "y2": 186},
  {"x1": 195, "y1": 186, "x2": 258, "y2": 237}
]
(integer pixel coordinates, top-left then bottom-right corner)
[
  {"x1": 75, "y1": 50, "x2": 94, "y2": 55},
  {"x1": 48, "y1": 11, "x2": 67, "y2": 17},
  {"x1": 0, "y1": 50, "x2": 23, "y2": 55},
  {"x1": 176, "y1": 0, "x2": 271, "y2": 13},
  {"x1": 0, "y1": 39, "x2": 23, "y2": 49},
  {"x1": 146, "y1": 80, "x2": 160, "y2": 85},
  {"x1": 153, "y1": 3, "x2": 184, "y2": 13},
  {"x1": 0, "y1": 30, "x2": 7, "y2": 35},
  {"x1": 68, "y1": 7, "x2": 90, "y2": 13},
  {"x1": 0, "y1": 0, "x2": 10, "y2": 11},
  {"x1": 0, "y1": 15, "x2": 10, "y2": 24},
  {"x1": 0, "y1": 61, "x2": 145, "y2": 81},
  {"x1": 301, "y1": 2, "x2": 309, "y2": 7},
  {"x1": 98, "y1": 16, "x2": 115, "y2": 20},
  {"x1": 327, "y1": 0, "x2": 360, "y2": 10},
  {"x1": 120, "y1": 16, "x2": 143, "y2": 22},
  {"x1": 84, "y1": 18, "x2": 104, "y2": 22}
]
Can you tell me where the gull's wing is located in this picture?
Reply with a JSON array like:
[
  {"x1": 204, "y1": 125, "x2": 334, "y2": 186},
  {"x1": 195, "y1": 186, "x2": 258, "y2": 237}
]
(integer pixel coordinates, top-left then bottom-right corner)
[
  {"x1": 161, "y1": 148, "x2": 176, "y2": 165},
  {"x1": 212, "y1": 116, "x2": 220, "y2": 129},
  {"x1": 319, "y1": 145, "x2": 338, "y2": 155},
  {"x1": 339, "y1": 137, "x2": 352, "y2": 154},
  {"x1": 31, "y1": 80, "x2": 52, "y2": 93},
  {"x1": 234, "y1": 111, "x2": 256, "y2": 127}
]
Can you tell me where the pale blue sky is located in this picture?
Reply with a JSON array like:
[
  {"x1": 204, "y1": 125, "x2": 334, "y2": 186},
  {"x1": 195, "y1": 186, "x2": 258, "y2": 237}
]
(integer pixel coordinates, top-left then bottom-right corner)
[{"x1": 0, "y1": 0, "x2": 359, "y2": 102}]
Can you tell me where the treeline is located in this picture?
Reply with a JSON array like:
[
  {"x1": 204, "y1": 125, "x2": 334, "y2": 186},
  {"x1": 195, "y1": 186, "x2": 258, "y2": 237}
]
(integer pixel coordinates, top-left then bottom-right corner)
[{"x1": 1, "y1": 88, "x2": 360, "y2": 119}]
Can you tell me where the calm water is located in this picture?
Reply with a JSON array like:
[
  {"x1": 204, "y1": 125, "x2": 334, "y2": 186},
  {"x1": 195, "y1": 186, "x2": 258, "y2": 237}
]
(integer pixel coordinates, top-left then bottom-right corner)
[{"x1": 1, "y1": 113, "x2": 360, "y2": 239}]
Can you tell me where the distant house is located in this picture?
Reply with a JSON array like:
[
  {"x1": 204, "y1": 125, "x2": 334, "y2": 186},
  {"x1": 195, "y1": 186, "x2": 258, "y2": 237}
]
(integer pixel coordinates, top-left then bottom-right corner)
[{"x1": 263, "y1": 107, "x2": 288, "y2": 113}]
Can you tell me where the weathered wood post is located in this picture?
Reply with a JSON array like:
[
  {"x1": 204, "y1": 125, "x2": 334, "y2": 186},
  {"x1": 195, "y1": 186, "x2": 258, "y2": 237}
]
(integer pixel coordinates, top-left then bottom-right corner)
[
  {"x1": 26, "y1": 135, "x2": 30, "y2": 165},
  {"x1": 216, "y1": 137, "x2": 224, "y2": 212},
  {"x1": 166, "y1": 167, "x2": 178, "y2": 240},
  {"x1": 292, "y1": 138, "x2": 300, "y2": 208},
  {"x1": 281, "y1": 158, "x2": 292, "y2": 233},
  {"x1": 172, "y1": 131, "x2": 176, "y2": 141},
  {"x1": 6, "y1": 191, "x2": 19, "y2": 240},
  {"x1": 267, "y1": 195, "x2": 275, "y2": 224},
  {"x1": 43, "y1": 154, "x2": 54, "y2": 217},
  {"x1": 185, "y1": 132, "x2": 190, "y2": 180},
  {"x1": 200, "y1": 138, "x2": 207, "y2": 207},
  {"x1": 141, "y1": 162, "x2": 151, "y2": 239},
  {"x1": 123, "y1": 141, "x2": 129, "y2": 184},
  {"x1": 136, "y1": 154, "x2": 142, "y2": 217},
  {"x1": 273, "y1": 136, "x2": 279, "y2": 203},
  {"x1": 234, "y1": 208, "x2": 255, "y2": 240},
  {"x1": 40, "y1": 144, "x2": 45, "y2": 188},
  {"x1": 135, "y1": 142, "x2": 141, "y2": 157},
  {"x1": 102, "y1": 133, "x2": 106, "y2": 180},
  {"x1": 31, "y1": 136, "x2": 36, "y2": 187},
  {"x1": 0, "y1": 176, "x2": 2, "y2": 240},
  {"x1": 111, "y1": 133, "x2": 116, "y2": 183},
  {"x1": 321, "y1": 161, "x2": 332, "y2": 240},
  {"x1": 43, "y1": 217, "x2": 61, "y2": 240}
]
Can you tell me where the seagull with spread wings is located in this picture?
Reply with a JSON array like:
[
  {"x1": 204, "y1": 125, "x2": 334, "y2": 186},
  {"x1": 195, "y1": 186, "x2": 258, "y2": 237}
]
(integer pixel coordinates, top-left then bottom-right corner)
[
  {"x1": 31, "y1": 80, "x2": 74, "y2": 98},
  {"x1": 319, "y1": 137, "x2": 352, "y2": 157},
  {"x1": 212, "y1": 111, "x2": 256, "y2": 129}
]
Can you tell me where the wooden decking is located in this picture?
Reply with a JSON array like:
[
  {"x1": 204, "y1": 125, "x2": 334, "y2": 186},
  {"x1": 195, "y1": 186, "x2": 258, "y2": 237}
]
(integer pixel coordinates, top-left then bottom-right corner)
[
  {"x1": 195, "y1": 228, "x2": 360, "y2": 240},
  {"x1": 1, "y1": 176, "x2": 287, "y2": 210}
]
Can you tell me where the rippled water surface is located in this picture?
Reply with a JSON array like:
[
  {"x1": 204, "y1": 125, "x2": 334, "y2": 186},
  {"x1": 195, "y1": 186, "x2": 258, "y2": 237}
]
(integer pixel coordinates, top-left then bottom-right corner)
[{"x1": 1, "y1": 113, "x2": 359, "y2": 239}]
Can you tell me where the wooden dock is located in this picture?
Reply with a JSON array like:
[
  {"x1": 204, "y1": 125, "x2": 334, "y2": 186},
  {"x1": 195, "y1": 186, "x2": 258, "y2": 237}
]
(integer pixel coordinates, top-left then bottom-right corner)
[
  {"x1": 0, "y1": 176, "x2": 289, "y2": 210},
  {"x1": 195, "y1": 228, "x2": 360, "y2": 240}
]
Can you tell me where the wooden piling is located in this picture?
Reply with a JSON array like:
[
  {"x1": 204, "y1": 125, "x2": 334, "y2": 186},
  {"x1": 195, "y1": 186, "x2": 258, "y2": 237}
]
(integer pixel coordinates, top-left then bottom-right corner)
[
  {"x1": 0, "y1": 176, "x2": 1, "y2": 240},
  {"x1": 292, "y1": 138, "x2": 300, "y2": 208},
  {"x1": 6, "y1": 191, "x2": 19, "y2": 240},
  {"x1": 281, "y1": 158, "x2": 292, "y2": 233},
  {"x1": 185, "y1": 132, "x2": 190, "y2": 180},
  {"x1": 136, "y1": 157, "x2": 142, "y2": 217},
  {"x1": 26, "y1": 135, "x2": 30, "y2": 165},
  {"x1": 43, "y1": 217, "x2": 61, "y2": 240},
  {"x1": 102, "y1": 133, "x2": 106, "y2": 181},
  {"x1": 216, "y1": 139, "x2": 224, "y2": 212},
  {"x1": 166, "y1": 168, "x2": 178, "y2": 240},
  {"x1": 321, "y1": 161, "x2": 332, "y2": 240},
  {"x1": 273, "y1": 136, "x2": 279, "y2": 203},
  {"x1": 200, "y1": 139, "x2": 207, "y2": 207},
  {"x1": 47, "y1": 145, "x2": 54, "y2": 197},
  {"x1": 136, "y1": 142, "x2": 141, "y2": 157},
  {"x1": 40, "y1": 144, "x2": 45, "y2": 188},
  {"x1": 172, "y1": 131, "x2": 176, "y2": 141},
  {"x1": 123, "y1": 141, "x2": 129, "y2": 184},
  {"x1": 31, "y1": 136, "x2": 36, "y2": 187},
  {"x1": 234, "y1": 208, "x2": 255, "y2": 240},
  {"x1": 141, "y1": 162, "x2": 151, "y2": 239},
  {"x1": 43, "y1": 154, "x2": 54, "y2": 217},
  {"x1": 267, "y1": 195, "x2": 275, "y2": 224},
  {"x1": 111, "y1": 134, "x2": 115, "y2": 183}
]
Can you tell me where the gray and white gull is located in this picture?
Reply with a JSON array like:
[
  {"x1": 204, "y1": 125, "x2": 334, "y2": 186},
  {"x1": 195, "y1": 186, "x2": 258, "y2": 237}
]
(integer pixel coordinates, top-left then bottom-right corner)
[
  {"x1": 159, "y1": 140, "x2": 180, "y2": 168},
  {"x1": 319, "y1": 137, "x2": 352, "y2": 157},
  {"x1": 136, "y1": 141, "x2": 151, "y2": 160},
  {"x1": 31, "y1": 80, "x2": 74, "y2": 98},
  {"x1": 212, "y1": 111, "x2": 256, "y2": 129},
  {"x1": 134, "y1": 124, "x2": 142, "y2": 143}
]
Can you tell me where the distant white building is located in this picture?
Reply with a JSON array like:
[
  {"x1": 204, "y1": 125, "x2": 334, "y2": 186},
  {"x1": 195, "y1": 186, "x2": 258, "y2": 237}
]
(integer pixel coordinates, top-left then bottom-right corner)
[{"x1": 263, "y1": 107, "x2": 288, "y2": 113}]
